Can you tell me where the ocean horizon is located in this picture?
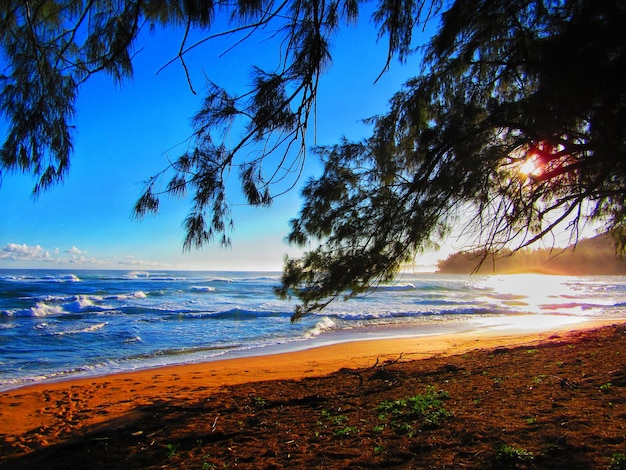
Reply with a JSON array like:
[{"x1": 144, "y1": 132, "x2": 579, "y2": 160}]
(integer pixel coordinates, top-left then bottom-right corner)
[{"x1": 1, "y1": 268, "x2": 625, "y2": 391}]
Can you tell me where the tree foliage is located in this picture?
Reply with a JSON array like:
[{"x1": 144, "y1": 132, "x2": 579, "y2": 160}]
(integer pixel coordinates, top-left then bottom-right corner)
[
  {"x1": 1, "y1": 0, "x2": 178, "y2": 192},
  {"x1": 1, "y1": 1, "x2": 625, "y2": 320},
  {"x1": 1, "y1": 0, "x2": 439, "y2": 249},
  {"x1": 278, "y1": 0, "x2": 626, "y2": 319}
]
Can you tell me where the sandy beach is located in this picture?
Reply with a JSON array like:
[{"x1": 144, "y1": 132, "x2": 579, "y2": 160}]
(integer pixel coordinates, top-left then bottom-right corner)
[{"x1": 1, "y1": 318, "x2": 625, "y2": 469}]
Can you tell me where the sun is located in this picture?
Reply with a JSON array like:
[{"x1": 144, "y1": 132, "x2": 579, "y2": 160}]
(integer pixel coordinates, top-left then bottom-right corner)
[{"x1": 519, "y1": 156, "x2": 543, "y2": 177}]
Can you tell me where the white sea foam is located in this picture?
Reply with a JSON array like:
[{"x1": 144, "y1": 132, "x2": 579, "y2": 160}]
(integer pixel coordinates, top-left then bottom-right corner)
[
  {"x1": 148, "y1": 275, "x2": 186, "y2": 281},
  {"x1": 42, "y1": 274, "x2": 81, "y2": 283},
  {"x1": 191, "y1": 285, "x2": 216, "y2": 292},
  {"x1": 125, "y1": 271, "x2": 150, "y2": 279},
  {"x1": 27, "y1": 302, "x2": 67, "y2": 317},
  {"x1": 240, "y1": 276, "x2": 281, "y2": 282},
  {"x1": 24, "y1": 294, "x2": 70, "y2": 303},
  {"x1": 107, "y1": 291, "x2": 147, "y2": 300},
  {"x1": 206, "y1": 277, "x2": 233, "y2": 283},
  {"x1": 375, "y1": 283, "x2": 416, "y2": 291},
  {"x1": 333, "y1": 310, "x2": 397, "y2": 320},
  {"x1": 304, "y1": 316, "x2": 336, "y2": 338},
  {"x1": 2, "y1": 273, "x2": 81, "y2": 283},
  {"x1": 7, "y1": 295, "x2": 110, "y2": 317},
  {"x1": 124, "y1": 335, "x2": 142, "y2": 343},
  {"x1": 64, "y1": 296, "x2": 110, "y2": 313},
  {"x1": 0, "y1": 363, "x2": 108, "y2": 391},
  {"x1": 50, "y1": 322, "x2": 108, "y2": 336}
]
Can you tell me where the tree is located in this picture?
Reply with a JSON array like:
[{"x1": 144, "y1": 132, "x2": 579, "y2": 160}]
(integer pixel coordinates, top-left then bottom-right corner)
[
  {"x1": 277, "y1": 0, "x2": 626, "y2": 319},
  {"x1": 1, "y1": 1, "x2": 625, "y2": 320},
  {"x1": 0, "y1": 0, "x2": 440, "y2": 249}
]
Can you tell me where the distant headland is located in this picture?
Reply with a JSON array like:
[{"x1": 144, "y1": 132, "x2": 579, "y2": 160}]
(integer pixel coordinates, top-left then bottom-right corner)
[{"x1": 436, "y1": 233, "x2": 626, "y2": 275}]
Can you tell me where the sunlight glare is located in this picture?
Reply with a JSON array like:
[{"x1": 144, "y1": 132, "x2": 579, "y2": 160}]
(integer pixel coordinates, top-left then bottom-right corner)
[
  {"x1": 477, "y1": 274, "x2": 575, "y2": 314},
  {"x1": 519, "y1": 157, "x2": 542, "y2": 177},
  {"x1": 477, "y1": 314, "x2": 588, "y2": 332}
]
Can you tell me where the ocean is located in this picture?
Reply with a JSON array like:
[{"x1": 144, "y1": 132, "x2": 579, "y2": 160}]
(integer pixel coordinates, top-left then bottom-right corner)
[{"x1": 1, "y1": 269, "x2": 625, "y2": 391}]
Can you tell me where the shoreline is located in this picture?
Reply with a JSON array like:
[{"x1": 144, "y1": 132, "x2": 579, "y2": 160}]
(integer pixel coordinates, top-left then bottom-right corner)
[
  {"x1": 2, "y1": 313, "x2": 625, "y2": 468},
  {"x1": 0, "y1": 316, "x2": 620, "y2": 438},
  {"x1": 0, "y1": 313, "x2": 614, "y2": 394},
  {"x1": 3, "y1": 270, "x2": 625, "y2": 400}
]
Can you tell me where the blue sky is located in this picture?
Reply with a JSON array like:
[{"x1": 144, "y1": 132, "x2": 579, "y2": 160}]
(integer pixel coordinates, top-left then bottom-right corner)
[{"x1": 0, "y1": 7, "x2": 452, "y2": 272}]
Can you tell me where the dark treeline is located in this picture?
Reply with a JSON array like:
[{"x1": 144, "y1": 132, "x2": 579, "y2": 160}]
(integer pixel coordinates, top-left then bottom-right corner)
[{"x1": 437, "y1": 234, "x2": 626, "y2": 275}]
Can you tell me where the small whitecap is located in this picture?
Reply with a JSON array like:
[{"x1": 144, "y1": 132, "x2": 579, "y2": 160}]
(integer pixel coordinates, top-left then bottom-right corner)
[
  {"x1": 42, "y1": 274, "x2": 81, "y2": 283},
  {"x1": 50, "y1": 322, "x2": 108, "y2": 336},
  {"x1": 29, "y1": 302, "x2": 66, "y2": 317},
  {"x1": 64, "y1": 295, "x2": 109, "y2": 313},
  {"x1": 124, "y1": 335, "x2": 142, "y2": 343},
  {"x1": 125, "y1": 271, "x2": 150, "y2": 279},
  {"x1": 190, "y1": 286, "x2": 216, "y2": 293},
  {"x1": 304, "y1": 316, "x2": 336, "y2": 338},
  {"x1": 375, "y1": 283, "x2": 416, "y2": 291}
]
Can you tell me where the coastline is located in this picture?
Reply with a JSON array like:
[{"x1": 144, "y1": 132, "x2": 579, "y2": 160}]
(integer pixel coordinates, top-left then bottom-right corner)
[
  {"x1": 0, "y1": 316, "x2": 618, "y2": 437},
  {"x1": 3, "y1": 318, "x2": 626, "y2": 468},
  {"x1": 0, "y1": 312, "x2": 608, "y2": 394},
  {"x1": 3, "y1": 270, "x2": 625, "y2": 397}
]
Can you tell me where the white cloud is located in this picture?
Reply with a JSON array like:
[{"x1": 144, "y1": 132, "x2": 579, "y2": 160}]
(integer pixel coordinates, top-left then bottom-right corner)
[
  {"x1": 0, "y1": 242, "x2": 174, "y2": 269},
  {"x1": 0, "y1": 243, "x2": 52, "y2": 262},
  {"x1": 66, "y1": 255, "x2": 105, "y2": 265}
]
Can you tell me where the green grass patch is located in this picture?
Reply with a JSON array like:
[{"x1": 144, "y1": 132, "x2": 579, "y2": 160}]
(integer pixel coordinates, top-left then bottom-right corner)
[
  {"x1": 611, "y1": 453, "x2": 626, "y2": 470},
  {"x1": 377, "y1": 386, "x2": 452, "y2": 434},
  {"x1": 319, "y1": 409, "x2": 360, "y2": 439},
  {"x1": 600, "y1": 382, "x2": 613, "y2": 393},
  {"x1": 495, "y1": 444, "x2": 534, "y2": 468},
  {"x1": 165, "y1": 442, "x2": 180, "y2": 459}
]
